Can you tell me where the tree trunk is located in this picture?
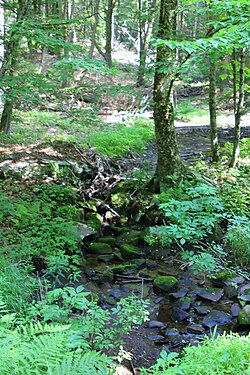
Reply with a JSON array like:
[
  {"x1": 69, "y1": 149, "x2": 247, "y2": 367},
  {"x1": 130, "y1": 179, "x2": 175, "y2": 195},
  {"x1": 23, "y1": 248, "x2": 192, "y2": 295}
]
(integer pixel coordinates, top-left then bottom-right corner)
[
  {"x1": 153, "y1": 0, "x2": 182, "y2": 191},
  {"x1": 230, "y1": 48, "x2": 245, "y2": 168},
  {"x1": 0, "y1": 2, "x2": 4, "y2": 107},
  {"x1": 105, "y1": 0, "x2": 115, "y2": 68},
  {"x1": 89, "y1": 0, "x2": 101, "y2": 58},
  {"x1": 209, "y1": 57, "x2": 219, "y2": 162},
  {"x1": 0, "y1": 98, "x2": 13, "y2": 134}
]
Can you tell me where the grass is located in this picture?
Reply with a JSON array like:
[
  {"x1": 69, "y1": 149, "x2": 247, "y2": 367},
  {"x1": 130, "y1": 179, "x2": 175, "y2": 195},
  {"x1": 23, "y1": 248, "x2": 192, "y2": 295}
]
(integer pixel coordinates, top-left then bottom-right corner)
[
  {"x1": 175, "y1": 99, "x2": 234, "y2": 125},
  {"x1": 0, "y1": 110, "x2": 155, "y2": 158},
  {"x1": 142, "y1": 332, "x2": 250, "y2": 375}
]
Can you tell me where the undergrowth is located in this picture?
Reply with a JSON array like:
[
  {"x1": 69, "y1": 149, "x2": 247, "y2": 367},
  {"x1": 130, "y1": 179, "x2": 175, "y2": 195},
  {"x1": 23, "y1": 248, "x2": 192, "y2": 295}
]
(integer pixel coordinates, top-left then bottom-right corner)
[{"x1": 141, "y1": 332, "x2": 250, "y2": 375}]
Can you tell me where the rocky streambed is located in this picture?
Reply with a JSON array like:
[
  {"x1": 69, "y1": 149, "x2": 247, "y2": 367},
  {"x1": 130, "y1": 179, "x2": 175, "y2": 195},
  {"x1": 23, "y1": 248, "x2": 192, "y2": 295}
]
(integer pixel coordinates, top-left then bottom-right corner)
[{"x1": 79, "y1": 227, "x2": 250, "y2": 368}]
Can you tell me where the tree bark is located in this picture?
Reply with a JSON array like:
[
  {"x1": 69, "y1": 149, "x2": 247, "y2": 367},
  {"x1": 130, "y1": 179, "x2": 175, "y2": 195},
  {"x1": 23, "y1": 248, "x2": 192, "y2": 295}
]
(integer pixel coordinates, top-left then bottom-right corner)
[
  {"x1": 209, "y1": 57, "x2": 219, "y2": 162},
  {"x1": 89, "y1": 0, "x2": 100, "y2": 59},
  {"x1": 105, "y1": 0, "x2": 115, "y2": 68},
  {"x1": 152, "y1": 0, "x2": 182, "y2": 191},
  {"x1": 230, "y1": 48, "x2": 245, "y2": 167}
]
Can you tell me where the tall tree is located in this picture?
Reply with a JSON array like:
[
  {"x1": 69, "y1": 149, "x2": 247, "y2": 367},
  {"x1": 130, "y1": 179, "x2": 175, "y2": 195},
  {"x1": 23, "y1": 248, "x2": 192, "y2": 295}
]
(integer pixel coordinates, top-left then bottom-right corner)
[{"x1": 152, "y1": 0, "x2": 183, "y2": 191}]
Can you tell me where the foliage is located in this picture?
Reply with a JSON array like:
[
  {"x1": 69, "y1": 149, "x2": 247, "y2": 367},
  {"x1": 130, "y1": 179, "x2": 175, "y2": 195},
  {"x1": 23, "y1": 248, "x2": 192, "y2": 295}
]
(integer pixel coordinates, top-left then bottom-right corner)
[
  {"x1": 146, "y1": 179, "x2": 224, "y2": 246},
  {"x1": 0, "y1": 258, "x2": 39, "y2": 314},
  {"x1": 141, "y1": 332, "x2": 250, "y2": 374},
  {"x1": 27, "y1": 286, "x2": 149, "y2": 351},
  {"x1": 86, "y1": 118, "x2": 154, "y2": 157},
  {"x1": 225, "y1": 215, "x2": 250, "y2": 267},
  {"x1": 0, "y1": 322, "x2": 113, "y2": 375},
  {"x1": 224, "y1": 138, "x2": 250, "y2": 159}
]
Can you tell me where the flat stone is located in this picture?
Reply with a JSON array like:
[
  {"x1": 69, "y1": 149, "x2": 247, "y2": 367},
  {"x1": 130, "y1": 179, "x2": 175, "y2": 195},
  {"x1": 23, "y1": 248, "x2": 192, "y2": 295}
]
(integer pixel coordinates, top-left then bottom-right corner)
[
  {"x1": 154, "y1": 297, "x2": 164, "y2": 304},
  {"x1": 202, "y1": 310, "x2": 232, "y2": 328},
  {"x1": 196, "y1": 288, "x2": 224, "y2": 302},
  {"x1": 170, "y1": 288, "x2": 189, "y2": 299},
  {"x1": 187, "y1": 324, "x2": 205, "y2": 334},
  {"x1": 194, "y1": 305, "x2": 211, "y2": 315},
  {"x1": 148, "y1": 320, "x2": 167, "y2": 329},
  {"x1": 174, "y1": 297, "x2": 191, "y2": 311},
  {"x1": 172, "y1": 307, "x2": 190, "y2": 322}
]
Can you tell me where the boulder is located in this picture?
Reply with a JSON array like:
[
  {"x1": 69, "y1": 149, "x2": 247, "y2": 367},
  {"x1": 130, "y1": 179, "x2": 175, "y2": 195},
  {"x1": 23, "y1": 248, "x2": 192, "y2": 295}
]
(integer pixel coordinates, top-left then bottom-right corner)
[
  {"x1": 88, "y1": 242, "x2": 113, "y2": 254},
  {"x1": 153, "y1": 276, "x2": 178, "y2": 293}
]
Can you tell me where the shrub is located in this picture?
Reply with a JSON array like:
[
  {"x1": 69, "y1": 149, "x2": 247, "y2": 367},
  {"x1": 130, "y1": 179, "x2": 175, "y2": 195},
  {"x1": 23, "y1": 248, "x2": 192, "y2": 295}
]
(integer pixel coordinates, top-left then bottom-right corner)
[{"x1": 146, "y1": 180, "x2": 224, "y2": 246}]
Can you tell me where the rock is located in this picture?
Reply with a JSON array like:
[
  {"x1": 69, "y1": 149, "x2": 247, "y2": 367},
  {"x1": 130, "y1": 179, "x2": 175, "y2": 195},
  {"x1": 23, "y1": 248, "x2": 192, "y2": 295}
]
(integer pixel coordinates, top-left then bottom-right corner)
[
  {"x1": 148, "y1": 321, "x2": 167, "y2": 329},
  {"x1": 231, "y1": 303, "x2": 241, "y2": 317},
  {"x1": 111, "y1": 263, "x2": 138, "y2": 274},
  {"x1": 238, "y1": 305, "x2": 250, "y2": 325},
  {"x1": 97, "y1": 270, "x2": 114, "y2": 283},
  {"x1": 120, "y1": 244, "x2": 144, "y2": 259},
  {"x1": 115, "y1": 231, "x2": 143, "y2": 247},
  {"x1": 174, "y1": 297, "x2": 191, "y2": 311},
  {"x1": 153, "y1": 276, "x2": 178, "y2": 293},
  {"x1": 196, "y1": 288, "x2": 224, "y2": 302},
  {"x1": 187, "y1": 324, "x2": 205, "y2": 334},
  {"x1": 73, "y1": 223, "x2": 95, "y2": 240},
  {"x1": 202, "y1": 310, "x2": 232, "y2": 328},
  {"x1": 97, "y1": 254, "x2": 114, "y2": 262},
  {"x1": 223, "y1": 284, "x2": 238, "y2": 298},
  {"x1": 85, "y1": 212, "x2": 102, "y2": 232},
  {"x1": 146, "y1": 260, "x2": 158, "y2": 270},
  {"x1": 154, "y1": 297, "x2": 164, "y2": 304},
  {"x1": 97, "y1": 236, "x2": 116, "y2": 246},
  {"x1": 88, "y1": 242, "x2": 113, "y2": 254},
  {"x1": 194, "y1": 305, "x2": 211, "y2": 315},
  {"x1": 110, "y1": 288, "x2": 123, "y2": 300},
  {"x1": 170, "y1": 288, "x2": 189, "y2": 299},
  {"x1": 172, "y1": 307, "x2": 189, "y2": 322}
]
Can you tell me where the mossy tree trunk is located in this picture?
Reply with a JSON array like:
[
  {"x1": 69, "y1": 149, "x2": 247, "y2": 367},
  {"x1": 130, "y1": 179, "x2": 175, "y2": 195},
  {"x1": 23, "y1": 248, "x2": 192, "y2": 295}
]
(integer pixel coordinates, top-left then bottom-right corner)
[
  {"x1": 230, "y1": 48, "x2": 245, "y2": 168},
  {"x1": 209, "y1": 57, "x2": 219, "y2": 162},
  {"x1": 152, "y1": 0, "x2": 182, "y2": 191}
]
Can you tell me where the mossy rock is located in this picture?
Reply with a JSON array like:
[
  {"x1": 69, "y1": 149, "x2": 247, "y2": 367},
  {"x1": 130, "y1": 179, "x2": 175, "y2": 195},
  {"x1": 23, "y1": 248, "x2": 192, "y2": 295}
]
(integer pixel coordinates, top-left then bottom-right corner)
[
  {"x1": 85, "y1": 212, "x2": 102, "y2": 232},
  {"x1": 111, "y1": 263, "x2": 138, "y2": 274},
  {"x1": 97, "y1": 236, "x2": 116, "y2": 246},
  {"x1": 153, "y1": 276, "x2": 178, "y2": 293},
  {"x1": 98, "y1": 270, "x2": 114, "y2": 283},
  {"x1": 116, "y1": 230, "x2": 143, "y2": 247},
  {"x1": 88, "y1": 242, "x2": 113, "y2": 254},
  {"x1": 120, "y1": 244, "x2": 144, "y2": 259},
  {"x1": 238, "y1": 305, "x2": 250, "y2": 325}
]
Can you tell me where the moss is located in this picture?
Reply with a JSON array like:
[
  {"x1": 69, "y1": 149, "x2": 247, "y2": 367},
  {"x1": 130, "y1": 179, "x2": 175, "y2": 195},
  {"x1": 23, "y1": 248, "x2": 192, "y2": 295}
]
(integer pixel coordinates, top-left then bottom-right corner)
[
  {"x1": 88, "y1": 242, "x2": 113, "y2": 254},
  {"x1": 120, "y1": 244, "x2": 144, "y2": 259},
  {"x1": 111, "y1": 264, "x2": 137, "y2": 274},
  {"x1": 116, "y1": 230, "x2": 143, "y2": 247},
  {"x1": 97, "y1": 236, "x2": 116, "y2": 246},
  {"x1": 238, "y1": 305, "x2": 250, "y2": 325},
  {"x1": 98, "y1": 270, "x2": 114, "y2": 283},
  {"x1": 153, "y1": 275, "x2": 178, "y2": 293}
]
